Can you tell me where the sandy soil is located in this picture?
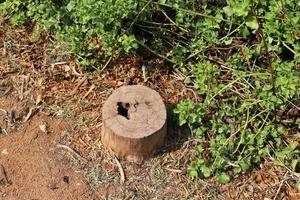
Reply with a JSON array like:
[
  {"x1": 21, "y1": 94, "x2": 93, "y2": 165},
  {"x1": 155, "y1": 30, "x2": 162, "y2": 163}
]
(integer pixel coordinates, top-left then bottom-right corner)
[{"x1": 0, "y1": 95, "x2": 94, "y2": 200}]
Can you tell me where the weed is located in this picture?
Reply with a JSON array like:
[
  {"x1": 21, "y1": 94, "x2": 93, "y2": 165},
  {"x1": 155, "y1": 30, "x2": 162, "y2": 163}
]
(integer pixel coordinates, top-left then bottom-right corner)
[{"x1": 174, "y1": 0, "x2": 300, "y2": 183}]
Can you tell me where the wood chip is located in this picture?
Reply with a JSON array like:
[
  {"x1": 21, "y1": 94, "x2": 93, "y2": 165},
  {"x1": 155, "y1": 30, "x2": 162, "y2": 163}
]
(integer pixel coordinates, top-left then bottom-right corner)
[
  {"x1": 48, "y1": 178, "x2": 57, "y2": 190},
  {"x1": 35, "y1": 94, "x2": 42, "y2": 105},
  {"x1": 8, "y1": 106, "x2": 17, "y2": 124}
]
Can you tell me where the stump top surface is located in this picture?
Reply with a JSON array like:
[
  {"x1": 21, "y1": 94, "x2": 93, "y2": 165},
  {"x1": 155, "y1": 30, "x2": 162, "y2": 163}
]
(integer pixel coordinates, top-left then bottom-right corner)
[{"x1": 102, "y1": 85, "x2": 166, "y2": 139}]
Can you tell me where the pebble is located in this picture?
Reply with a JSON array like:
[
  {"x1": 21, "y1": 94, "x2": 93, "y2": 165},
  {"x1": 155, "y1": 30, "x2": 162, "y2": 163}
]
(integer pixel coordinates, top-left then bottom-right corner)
[
  {"x1": 1, "y1": 149, "x2": 8, "y2": 156},
  {"x1": 48, "y1": 179, "x2": 58, "y2": 190}
]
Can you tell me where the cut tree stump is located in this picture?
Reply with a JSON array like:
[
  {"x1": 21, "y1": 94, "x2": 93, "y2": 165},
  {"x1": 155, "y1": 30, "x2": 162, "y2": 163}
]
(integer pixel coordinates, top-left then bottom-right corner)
[{"x1": 102, "y1": 85, "x2": 167, "y2": 162}]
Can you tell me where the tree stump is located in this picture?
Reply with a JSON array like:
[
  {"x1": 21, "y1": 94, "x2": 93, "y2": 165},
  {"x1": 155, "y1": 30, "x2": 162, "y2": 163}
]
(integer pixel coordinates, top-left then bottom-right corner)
[{"x1": 102, "y1": 85, "x2": 167, "y2": 162}]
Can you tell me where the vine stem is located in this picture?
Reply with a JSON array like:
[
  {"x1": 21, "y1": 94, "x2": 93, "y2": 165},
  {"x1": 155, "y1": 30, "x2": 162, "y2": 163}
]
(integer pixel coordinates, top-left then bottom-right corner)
[
  {"x1": 136, "y1": 40, "x2": 176, "y2": 64},
  {"x1": 254, "y1": 13, "x2": 276, "y2": 94},
  {"x1": 148, "y1": 1, "x2": 230, "y2": 22},
  {"x1": 128, "y1": 0, "x2": 152, "y2": 31}
]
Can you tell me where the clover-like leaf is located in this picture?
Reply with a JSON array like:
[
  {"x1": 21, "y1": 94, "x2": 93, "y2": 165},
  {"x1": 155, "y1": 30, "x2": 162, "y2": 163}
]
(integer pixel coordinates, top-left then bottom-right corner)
[{"x1": 216, "y1": 172, "x2": 231, "y2": 184}]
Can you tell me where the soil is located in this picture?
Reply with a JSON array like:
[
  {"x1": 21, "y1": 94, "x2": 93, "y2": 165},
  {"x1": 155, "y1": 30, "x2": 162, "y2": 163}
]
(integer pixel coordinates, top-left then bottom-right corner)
[{"x1": 0, "y1": 95, "x2": 93, "y2": 200}]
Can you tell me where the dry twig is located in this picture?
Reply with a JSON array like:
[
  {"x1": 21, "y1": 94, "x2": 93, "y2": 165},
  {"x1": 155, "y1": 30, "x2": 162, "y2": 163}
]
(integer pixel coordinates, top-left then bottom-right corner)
[
  {"x1": 70, "y1": 76, "x2": 87, "y2": 96},
  {"x1": 82, "y1": 84, "x2": 95, "y2": 100},
  {"x1": 114, "y1": 156, "x2": 125, "y2": 184},
  {"x1": 55, "y1": 143, "x2": 88, "y2": 164}
]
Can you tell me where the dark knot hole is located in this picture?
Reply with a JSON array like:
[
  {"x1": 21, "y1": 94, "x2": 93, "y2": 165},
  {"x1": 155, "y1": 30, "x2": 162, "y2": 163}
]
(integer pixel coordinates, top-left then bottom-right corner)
[{"x1": 117, "y1": 102, "x2": 130, "y2": 119}]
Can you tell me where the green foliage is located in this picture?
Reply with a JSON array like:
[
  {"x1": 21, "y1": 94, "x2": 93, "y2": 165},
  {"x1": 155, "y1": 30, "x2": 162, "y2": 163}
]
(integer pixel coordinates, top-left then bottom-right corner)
[
  {"x1": 174, "y1": 0, "x2": 300, "y2": 183},
  {"x1": 296, "y1": 181, "x2": 300, "y2": 191},
  {"x1": 0, "y1": 0, "x2": 139, "y2": 67}
]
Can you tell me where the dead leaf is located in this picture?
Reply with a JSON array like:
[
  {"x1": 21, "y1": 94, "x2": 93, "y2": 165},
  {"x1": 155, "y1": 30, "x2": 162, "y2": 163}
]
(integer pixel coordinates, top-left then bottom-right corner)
[
  {"x1": 71, "y1": 65, "x2": 84, "y2": 77},
  {"x1": 287, "y1": 186, "x2": 299, "y2": 200},
  {"x1": 20, "y1": 61, "x2": 32, "y2": 68}
]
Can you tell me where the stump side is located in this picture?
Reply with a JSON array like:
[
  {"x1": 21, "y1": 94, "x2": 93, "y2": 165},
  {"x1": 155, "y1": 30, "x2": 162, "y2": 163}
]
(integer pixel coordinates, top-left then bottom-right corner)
[{"x1": 101, "y1": 120, "x2": 167, "y2": 162}]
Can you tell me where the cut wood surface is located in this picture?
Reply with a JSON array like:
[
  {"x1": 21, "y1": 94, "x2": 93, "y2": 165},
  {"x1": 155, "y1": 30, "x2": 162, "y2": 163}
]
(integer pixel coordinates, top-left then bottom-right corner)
[{"x1": 102, "y1": 85, "x2": 167, "y2": 162}]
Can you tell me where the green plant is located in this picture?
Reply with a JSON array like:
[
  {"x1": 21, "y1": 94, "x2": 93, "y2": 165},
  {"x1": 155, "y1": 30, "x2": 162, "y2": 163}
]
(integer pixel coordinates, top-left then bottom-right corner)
[
  {"x1": 0, "y1": 0, "x2": 140, "y2": 67},
  {"x1": 174, "y1": 0, "x2": 300, "y2": 183}
]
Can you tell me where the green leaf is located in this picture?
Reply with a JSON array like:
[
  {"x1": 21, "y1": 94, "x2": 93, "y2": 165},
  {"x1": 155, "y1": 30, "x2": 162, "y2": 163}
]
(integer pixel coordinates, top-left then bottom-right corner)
[
  {"x1": 246, "y1": 17, "x2": 258, "y2": 31},
  {"x1": 31, "y1": 24, "x2": 42, "y2": 42},
  {"x1": 188, "y1": 168, "x2": 198, "y2": 178},
  {"x1": 223, "y1": 6, "x2": 233, "y2": 16},
  {"x1": 291, "y1": 159, "x2": 298, "y2": 171},
  {"x1": 239, "y1": 159, "x2": 250, "y2": 172},
  {"x1": 67, "y1": 1, "x2": 76, "y2": 11},
  {"x1": 234, "y1": 167, "x2": 242, "y2": 174},
  {"x1": 201, "y1": 165, "x2": 211, "y2": 178},
  {"x1": 216, "y1": 172, "x2": 231, "y2": 184},
  {"x1": 296, "y1": 181, "x2": 300, "y2": 192},
  {"x1": 241, "y1": 26, "x2": 250, "y2": 37},
  {"x1": 224, "y1": 38, "x2": 233, "y2": 45},
  {"x1": 195, "y1": 145, "x2": 204, "y2": 154}
]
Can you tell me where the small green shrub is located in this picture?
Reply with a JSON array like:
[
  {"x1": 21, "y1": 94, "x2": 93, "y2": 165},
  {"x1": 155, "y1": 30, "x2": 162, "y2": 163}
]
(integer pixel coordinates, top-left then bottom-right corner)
[{"x1": 0, "y1": 0, "x2": 140, "y2": 67}]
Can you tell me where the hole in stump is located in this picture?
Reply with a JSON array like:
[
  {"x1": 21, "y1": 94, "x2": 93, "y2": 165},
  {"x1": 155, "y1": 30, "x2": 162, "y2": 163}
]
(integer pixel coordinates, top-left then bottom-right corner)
[{"x1": 117, "y1": 102, "x2": 130, "y2": 119}]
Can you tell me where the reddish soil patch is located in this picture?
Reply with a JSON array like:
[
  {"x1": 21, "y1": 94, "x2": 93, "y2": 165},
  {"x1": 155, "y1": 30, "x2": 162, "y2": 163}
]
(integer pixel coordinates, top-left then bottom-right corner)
[{"x1": 0, "y1": 96, "x2": 93, "y2": 200}]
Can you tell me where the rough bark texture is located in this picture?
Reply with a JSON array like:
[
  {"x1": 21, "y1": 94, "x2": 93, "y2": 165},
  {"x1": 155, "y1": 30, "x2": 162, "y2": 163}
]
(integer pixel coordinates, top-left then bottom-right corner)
[{"x1": 101, "y1": 85, "x2": 167, "y2": 162}]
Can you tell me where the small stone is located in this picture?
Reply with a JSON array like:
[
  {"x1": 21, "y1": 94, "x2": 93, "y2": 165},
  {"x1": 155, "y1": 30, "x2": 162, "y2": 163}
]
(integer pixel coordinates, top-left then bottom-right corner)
[
  {"x1": 48, "y1": 179, "x2": 57, "y2": 190},
  {"x1": 39, "y1": 123, "x2": 47, "y2": 134},
  {"x1": 32, "y1": 133, "x2": 39, "y2": 140},
  {"x1": 1, "y1": 149, "x2": 8, "y2": 156},
  {"x1": 246, "y1": 184, "x2": 254, "y2": 193}
]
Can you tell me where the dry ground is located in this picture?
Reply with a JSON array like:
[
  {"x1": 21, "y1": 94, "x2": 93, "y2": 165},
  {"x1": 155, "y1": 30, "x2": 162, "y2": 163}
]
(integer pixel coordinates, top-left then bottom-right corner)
[{"x1": 0, "y1": 21, "x2": 300, "y2": 200}]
